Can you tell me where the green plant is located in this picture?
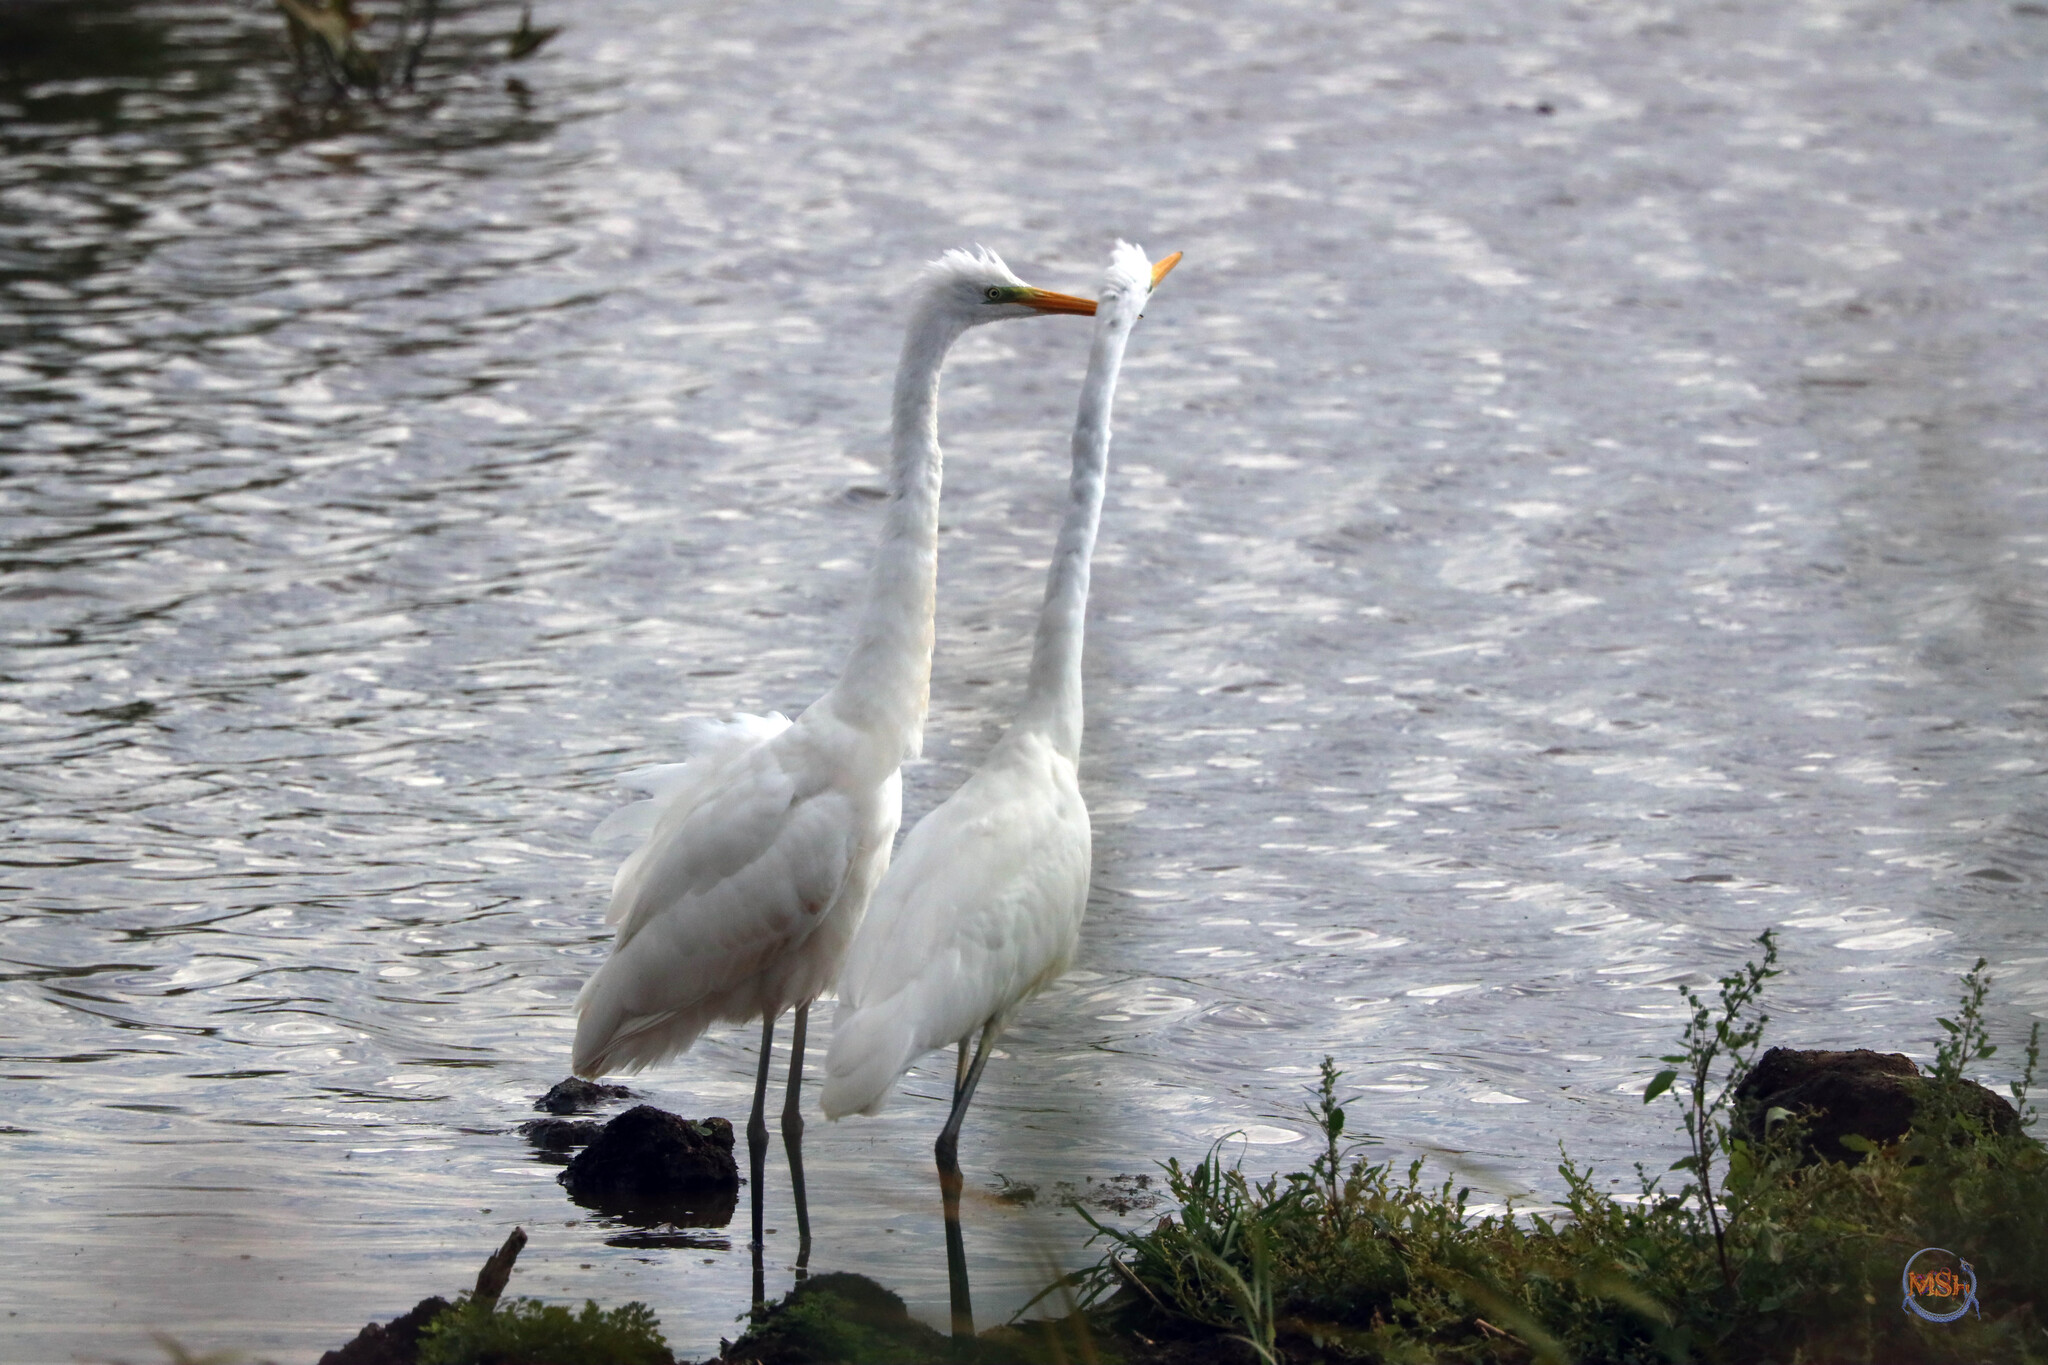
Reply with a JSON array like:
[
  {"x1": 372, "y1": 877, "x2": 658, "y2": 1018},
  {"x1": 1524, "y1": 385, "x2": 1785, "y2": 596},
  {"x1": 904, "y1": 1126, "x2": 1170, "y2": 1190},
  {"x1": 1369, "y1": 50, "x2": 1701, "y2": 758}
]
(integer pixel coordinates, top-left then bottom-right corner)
[
  {"x1": 1070, "y1": 1062, "x2": 1380, "y2": 1363},
  {"x1": 2015, "y1": 1018, "x2": 2043, "y2": 1130},
  {"x1": 1641, "y1": 927, "x2": 1779, "y2": 1286},
  {"x1": 1894, "y1": 954, "x2": 2041, "y2": 1174},
  {"x1": 416, "y1": 1295, "x2": 669, "y2": 1365},
  {"x1": 1188, "y1": 1220, "x2": 1282, "y2": 1365},
  {"x1": 1294, "y1": 1056, "x2": 1369, "y2": 1242},
  {"x1": 1932, "y1": 956, "x2": 1998, "y2": 1085},
  {"x1": 1071, "y1": 1135, "x2": 1297, "y2": 1352},
  {"x1": 1066, "y1": 944, "x2": 2048, "y2": 1364}
]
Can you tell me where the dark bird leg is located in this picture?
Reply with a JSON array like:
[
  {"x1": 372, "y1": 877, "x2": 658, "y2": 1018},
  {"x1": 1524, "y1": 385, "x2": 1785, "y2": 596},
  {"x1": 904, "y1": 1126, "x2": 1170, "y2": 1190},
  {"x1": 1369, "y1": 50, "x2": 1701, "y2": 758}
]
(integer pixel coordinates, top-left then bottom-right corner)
[
  {"x1": 936, "y1": 1021, "x2": 998, "y2": 1340},
  {"x1": 781, "y1": 999, "x2": 813, "y2": 1278},
  {"x1": 749, "y1": 1012, "x2": 776, "y2": 1305}
]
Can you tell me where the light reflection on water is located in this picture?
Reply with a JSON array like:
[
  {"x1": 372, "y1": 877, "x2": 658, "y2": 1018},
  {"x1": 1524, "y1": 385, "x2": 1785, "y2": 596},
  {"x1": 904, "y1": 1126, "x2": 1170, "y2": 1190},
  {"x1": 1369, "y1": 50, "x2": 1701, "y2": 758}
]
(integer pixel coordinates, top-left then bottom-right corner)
[{"x1": 4, "y1": 0, "x2": 2047, "y2": 1359}]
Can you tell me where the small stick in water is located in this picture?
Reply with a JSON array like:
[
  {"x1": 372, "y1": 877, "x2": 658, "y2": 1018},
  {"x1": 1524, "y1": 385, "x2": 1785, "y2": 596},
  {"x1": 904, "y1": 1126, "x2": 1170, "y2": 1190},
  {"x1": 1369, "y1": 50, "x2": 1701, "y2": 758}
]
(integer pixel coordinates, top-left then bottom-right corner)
[{"x1": 472, "y1": 1226, "x2": 528, "y2": 1310}]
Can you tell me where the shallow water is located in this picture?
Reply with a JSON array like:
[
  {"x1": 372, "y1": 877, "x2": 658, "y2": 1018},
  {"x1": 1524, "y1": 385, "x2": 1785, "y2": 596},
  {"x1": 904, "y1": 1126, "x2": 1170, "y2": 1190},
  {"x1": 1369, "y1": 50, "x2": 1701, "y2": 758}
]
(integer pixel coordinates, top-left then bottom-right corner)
[{"x1": 3, "y1": 0, "x2": 2046, "y2": 1358}]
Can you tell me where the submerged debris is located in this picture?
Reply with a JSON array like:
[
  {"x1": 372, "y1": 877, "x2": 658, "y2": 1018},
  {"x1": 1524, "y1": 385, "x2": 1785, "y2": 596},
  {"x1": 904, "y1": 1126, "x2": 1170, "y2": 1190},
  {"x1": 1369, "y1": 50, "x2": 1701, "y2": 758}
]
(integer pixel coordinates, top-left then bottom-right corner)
[
  {"x1": 1000, "y1": 1170, "x2": 1162, "y2": 1215},
  {"x1": 536, "y1": 1077, "x2": 638, "y2": 1115},
  {"x1": 1081, "y1": 1171, "x2": 1161, "y2": 1216}
]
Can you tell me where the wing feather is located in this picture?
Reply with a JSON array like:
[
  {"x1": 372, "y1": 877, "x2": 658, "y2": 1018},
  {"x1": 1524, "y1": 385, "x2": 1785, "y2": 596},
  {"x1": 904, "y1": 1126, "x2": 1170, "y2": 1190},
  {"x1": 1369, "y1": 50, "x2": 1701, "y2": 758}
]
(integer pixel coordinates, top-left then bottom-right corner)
[
  {"x1": 591, "y1": 711, "x2": 793, "y2": 906},
  {"x1": 823, "y1": 744, "x2": 1089, "y2": 1117},
  {"x1": 572, "y1": 721, "x2": 860, "y2": 1078}
]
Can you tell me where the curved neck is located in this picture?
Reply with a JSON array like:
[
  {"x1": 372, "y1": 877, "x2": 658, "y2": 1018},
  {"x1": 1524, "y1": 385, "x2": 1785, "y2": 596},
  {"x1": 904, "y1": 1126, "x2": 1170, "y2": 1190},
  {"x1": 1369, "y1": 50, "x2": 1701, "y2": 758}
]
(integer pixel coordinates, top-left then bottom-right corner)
[
  {"x1": 1013, "y1": 308, "x2": 1136, "y2": 760},
  {"x1": 823, "y1": 305, "x2": 971, "y2": 756}
]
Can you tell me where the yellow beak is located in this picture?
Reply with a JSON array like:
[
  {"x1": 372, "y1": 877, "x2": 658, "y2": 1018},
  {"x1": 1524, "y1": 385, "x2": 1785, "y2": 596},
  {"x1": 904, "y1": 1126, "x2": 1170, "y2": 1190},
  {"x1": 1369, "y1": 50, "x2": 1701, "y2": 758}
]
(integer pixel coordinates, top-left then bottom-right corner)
[
  {"x1": 1020, "y1": 287, "x2": 1099, "y2": 316},
  {"x1": 1150, "y1": 251, "x2": 1183, "y2": 290}
]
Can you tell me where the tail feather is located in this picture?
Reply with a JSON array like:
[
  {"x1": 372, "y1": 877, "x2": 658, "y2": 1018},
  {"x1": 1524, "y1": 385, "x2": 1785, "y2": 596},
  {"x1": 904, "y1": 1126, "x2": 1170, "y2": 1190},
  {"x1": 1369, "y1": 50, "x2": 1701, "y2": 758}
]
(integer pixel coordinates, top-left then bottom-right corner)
[
  {"x1": 572, "y1": 998, "x2": 712, "y2": 1079},
  {"x1": 820, "y1": 998, "x2": 920, "y2": 1119},
  {"x1": 572, "y1": 963, "x2": 715, "y2": 1078}
]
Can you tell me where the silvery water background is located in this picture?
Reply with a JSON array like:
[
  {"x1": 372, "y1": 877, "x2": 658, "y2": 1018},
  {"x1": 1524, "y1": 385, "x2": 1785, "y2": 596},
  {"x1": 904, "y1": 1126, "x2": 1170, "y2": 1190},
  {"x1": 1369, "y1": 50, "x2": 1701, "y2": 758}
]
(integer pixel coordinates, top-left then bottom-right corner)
[{"x1": 3, "y1": 0, "x2": 2045, "y2": 1357}]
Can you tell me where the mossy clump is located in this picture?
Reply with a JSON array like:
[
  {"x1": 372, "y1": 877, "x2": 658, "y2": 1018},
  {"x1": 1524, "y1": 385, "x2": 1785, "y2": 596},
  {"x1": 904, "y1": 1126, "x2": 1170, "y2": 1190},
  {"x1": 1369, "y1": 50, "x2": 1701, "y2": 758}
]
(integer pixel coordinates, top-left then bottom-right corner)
[
  {"x1": 416, "y1": 1294, "x2": 672, "y2": 1365},
  {"x1": 720, "y1": 1273, "x2": 1106, "y2": 1365},
  {"x1": 1071, "y1": 944, "x2": 2047, "y2": 1364},
  {"x1": 720, "y1": 1272, "x2": 959, "y2": 1364}
]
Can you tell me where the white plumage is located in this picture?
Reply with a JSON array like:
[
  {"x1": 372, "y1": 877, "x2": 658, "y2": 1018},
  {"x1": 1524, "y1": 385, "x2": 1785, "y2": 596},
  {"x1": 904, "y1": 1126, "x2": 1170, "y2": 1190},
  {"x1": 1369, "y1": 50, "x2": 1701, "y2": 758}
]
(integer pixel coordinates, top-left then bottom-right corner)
[
  {"x1": 567, "y1": 247, "x2": 1101, "y2": 1260},
  {"x1": 820, "y1": 240, "x2": 1175, "y2": 1339},
  {"x1": 571, "y1": 248, "x2": 1098, "y2": 1079},
  {"x1": 821, "y1": 726, "x2": 1093, "y2": 1116},
  {"x1": 823, "y1": 243, "x2": 1177, "y2": 1122},
  {"x1": 574, "y1": 704, "x2": 883, "y2": 1073}
]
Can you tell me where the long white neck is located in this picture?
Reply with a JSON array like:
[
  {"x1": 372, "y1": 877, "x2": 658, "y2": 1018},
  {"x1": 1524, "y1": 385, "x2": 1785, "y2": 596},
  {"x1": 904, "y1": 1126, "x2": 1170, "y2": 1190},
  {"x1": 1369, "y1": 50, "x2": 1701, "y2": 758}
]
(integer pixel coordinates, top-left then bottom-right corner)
[
  {"x1": 1013, "y1": 300, "x2": 1137, "y2": 761},
  {"x1": 821, "y1": 302, "x2": 971, "y2": 758}
]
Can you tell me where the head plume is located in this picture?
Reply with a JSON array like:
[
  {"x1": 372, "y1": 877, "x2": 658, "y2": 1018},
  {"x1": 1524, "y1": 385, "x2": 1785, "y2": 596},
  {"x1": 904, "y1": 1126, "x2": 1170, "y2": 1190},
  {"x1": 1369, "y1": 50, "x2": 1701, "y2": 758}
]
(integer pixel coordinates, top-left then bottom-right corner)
[
  {"x1": 1104, "y1": 241, "x2": 1154, "y2": 301},
  {"x1": 910, "y1": 246, "x2": 1097, "y2": 324},
  {"x1": 920, "y1": 245, "x2": 1026, "y2": 294}
]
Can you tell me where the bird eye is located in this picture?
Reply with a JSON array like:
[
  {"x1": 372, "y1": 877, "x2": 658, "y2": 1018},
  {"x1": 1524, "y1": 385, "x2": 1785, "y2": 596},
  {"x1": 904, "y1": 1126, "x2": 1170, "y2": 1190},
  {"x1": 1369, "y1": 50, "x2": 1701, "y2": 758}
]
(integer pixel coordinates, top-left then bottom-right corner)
[{"x1": 984, "y1": 287, "x2": 1005, "y2": 302}]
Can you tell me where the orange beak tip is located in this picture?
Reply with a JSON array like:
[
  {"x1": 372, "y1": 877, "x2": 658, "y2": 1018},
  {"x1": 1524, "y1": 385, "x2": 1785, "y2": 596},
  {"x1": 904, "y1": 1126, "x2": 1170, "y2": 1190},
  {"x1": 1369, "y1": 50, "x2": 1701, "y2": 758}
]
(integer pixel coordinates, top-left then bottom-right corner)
[
  {"x1": 1023, "y1": 288, "x2": 1098, "y2": 316},
  {"x1": 1150, "y1": 251, "x2": 1183, "y2": 289}
]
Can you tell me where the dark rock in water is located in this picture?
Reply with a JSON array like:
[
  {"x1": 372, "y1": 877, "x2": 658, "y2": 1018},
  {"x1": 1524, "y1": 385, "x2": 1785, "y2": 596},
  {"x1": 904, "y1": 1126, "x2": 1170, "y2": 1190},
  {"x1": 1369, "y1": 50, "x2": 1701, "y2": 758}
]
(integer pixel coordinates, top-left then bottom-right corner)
[
  {"x1": 721, "y1": 1272, "x2": 951, "y2": 1364},
  {"x1": 562, "y1": 1107, "x2": 736, "y2": 1197},
  {"x1": 560, "y1": 1106, "x2": 739, "y2": 1225},
  {"x1": 1736, "y1": 1048, "x2": 1919, "y2": 1162},
  {"x1": 520, "y1": 1116, "x2": 605, "y2": 1151},
  {"x1": 536, "y1": 1076, "x2": 638, "y2": 1114},
  {"x1": 1734, "y1": 1046, "x2": 2021, "y2": 1164},
  {"x1": 317, "y1": 1295, "x2": 451, "y2": 1365}
]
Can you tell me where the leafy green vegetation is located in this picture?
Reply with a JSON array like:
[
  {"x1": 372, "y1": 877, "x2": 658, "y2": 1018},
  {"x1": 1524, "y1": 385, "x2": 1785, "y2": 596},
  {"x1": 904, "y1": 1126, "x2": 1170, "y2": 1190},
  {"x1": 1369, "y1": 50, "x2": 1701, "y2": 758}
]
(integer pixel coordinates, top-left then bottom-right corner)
[
  {"x1": 1642, "y1": 930, "x2": 1781, "y2": 1287},
  {"x1": 416, "y1": 1294, "x2": 672, "y2": 1365},
  {"x1": 1070, "y1": 946, "x2": 2047, "y2": 1364}
]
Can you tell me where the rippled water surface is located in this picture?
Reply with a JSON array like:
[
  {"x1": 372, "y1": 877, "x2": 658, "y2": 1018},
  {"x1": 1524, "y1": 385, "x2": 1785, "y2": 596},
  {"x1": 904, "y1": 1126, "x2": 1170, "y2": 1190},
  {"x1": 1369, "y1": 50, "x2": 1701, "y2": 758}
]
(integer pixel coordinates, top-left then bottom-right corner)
[{"x1": 5, "y1": 0, "x2": 2047, "y2": 1358}]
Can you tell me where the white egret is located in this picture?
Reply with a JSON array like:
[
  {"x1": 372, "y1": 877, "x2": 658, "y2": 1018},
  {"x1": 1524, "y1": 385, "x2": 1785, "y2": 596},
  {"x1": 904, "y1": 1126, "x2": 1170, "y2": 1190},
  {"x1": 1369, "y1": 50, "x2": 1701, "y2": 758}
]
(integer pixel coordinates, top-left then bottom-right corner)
[
  {"x1": 570, "y1": 248, "x2": 1099, "y2": 1269},
  {"x1": 821, "y1": 242, "x2": 1178, "y2": 1336}
]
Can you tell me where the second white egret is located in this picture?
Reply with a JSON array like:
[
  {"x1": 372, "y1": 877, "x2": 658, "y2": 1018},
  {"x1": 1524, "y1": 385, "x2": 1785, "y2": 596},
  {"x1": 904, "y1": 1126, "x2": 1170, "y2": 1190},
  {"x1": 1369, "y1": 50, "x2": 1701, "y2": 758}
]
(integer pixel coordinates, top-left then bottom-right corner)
[{"x1": 821, "y1": 241, "x2": 1179, "y2": 1336}]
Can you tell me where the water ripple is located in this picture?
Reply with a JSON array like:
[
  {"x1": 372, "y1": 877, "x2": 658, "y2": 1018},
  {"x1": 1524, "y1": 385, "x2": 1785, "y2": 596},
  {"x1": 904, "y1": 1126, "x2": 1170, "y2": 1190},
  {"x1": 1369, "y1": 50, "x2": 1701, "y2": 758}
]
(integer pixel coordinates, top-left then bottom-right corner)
[{"x1": 5, "y1": 0, "x2": 2048, "y2": 1358}]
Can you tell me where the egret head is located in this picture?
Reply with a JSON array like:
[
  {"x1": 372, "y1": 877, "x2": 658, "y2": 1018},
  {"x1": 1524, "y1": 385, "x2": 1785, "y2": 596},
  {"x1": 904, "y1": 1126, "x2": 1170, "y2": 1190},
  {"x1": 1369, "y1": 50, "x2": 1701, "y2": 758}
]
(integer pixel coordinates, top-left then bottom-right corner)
[
  {"x1": 919, "y1": 246, "x2": 1097, "y2": 328},
  {"x1": 1101, "y1": 241, "x2": 1181, "y2": 315}
]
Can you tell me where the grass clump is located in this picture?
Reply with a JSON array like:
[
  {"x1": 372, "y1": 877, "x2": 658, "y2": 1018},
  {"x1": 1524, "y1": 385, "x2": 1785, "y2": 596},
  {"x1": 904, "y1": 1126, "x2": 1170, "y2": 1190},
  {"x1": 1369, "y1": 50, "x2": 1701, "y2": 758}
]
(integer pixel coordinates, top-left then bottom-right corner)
[
  {"x1": 1071, "y1": 941, "x2": 2047, "y2": 1364},
  {"x1": 416, "y1": 1294, "x2": 671, "y2": 1365}
]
